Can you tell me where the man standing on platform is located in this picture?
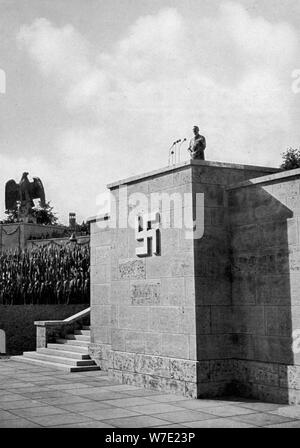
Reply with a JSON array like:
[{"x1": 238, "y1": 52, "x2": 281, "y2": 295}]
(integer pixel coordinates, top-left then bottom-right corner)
[{"x1": 188, "y1": 126, "x2": 206, "y2": 160}]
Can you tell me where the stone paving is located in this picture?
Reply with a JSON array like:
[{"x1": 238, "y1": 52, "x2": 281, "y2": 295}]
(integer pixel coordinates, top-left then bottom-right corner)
[{"x1": 0, "y1": 359, "x2": 299, "y2": 428}]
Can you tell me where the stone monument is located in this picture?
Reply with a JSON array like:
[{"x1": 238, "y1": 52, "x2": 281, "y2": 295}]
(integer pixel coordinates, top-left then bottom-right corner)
[
  {"x1": 5, "y1": 172, "x2": 46, "y2": 223},
  {"x1": 1, "y1": 172, "x2": 67, "y2": 253},
  {"x1": 88, "y1": 159, "x2": 300, "y2": 404}
]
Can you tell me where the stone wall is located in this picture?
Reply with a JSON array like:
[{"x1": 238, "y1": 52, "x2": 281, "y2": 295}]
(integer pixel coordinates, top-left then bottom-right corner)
[
  {"x1": 228, "y1": 171, "x2": 300, "y2": 403},
  {"x1": 26, "y1": 235, "x2": 90, "y2": 250},
  {"x1": 0, "y1": 304, "x2": 87, "y2": 355},
  {"x1": 0, "y1": 223, "x2": 67, "y2": 253},
  {"x1": 90, "y1": 165, "x2": 200, "y2": 396}
]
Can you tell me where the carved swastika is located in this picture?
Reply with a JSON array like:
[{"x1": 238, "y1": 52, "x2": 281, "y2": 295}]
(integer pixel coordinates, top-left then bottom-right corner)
[{"x1": 135, "y1": 211, "x2": 160, "y2": 257}]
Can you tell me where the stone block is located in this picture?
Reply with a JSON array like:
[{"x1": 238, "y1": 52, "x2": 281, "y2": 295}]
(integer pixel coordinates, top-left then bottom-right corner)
[
  {"x1": 130, "y1": 280, "x2": 161, "y2": 306},
  {"x1": 160, "y1": 229, "x2": 180, "y2": 255},
  {"x1": 147, "y1": 173, "x2": 174, "y2": 193},
  {"x1": 289, "y1": 247, "x2": 300, "y2": 274},
  {"x1": 195, "y1": 307, "x2": 211, "y2": 334},
  {"x1": 194, "y1": 227, "x2": 229, "y2": 258},
  {"x1": 185, "y1": 277, "x2": 196, "y2": 307},
  {"x1": 197, "y1": 361, "x2": 211, "y2": 383},
  {"x1": 91, "y1": 325, "x2": 111, "y2": 345},
  {"x1": 161, "y1": 277, "x2": 185, "y2": 306},
  {"x1": 91, "y1": 264, "x2": 111, "y2": 284},
  {"x1": 111, "y1": 280, "x2": 130, "y2": 304},
  {"x1": 287, "y1": 218, "x2": 299, "y2": 246},
  {"x1": 92, "y1": 229, "x2": 111, "y2": 246},
  {"x1": 211, "y1": 306, "x2": 232, "y2": 334},
  {"x1": 185, "y1": 382, "x2": 198, "y2": 399},
  {"x1": 91, "y1": 284, "x2": 110, "y2": 306},
  {"x1": 149, "y1": 307, "x2": 183, "y2": 333},
  {"x1": 189, "y1": 335, "x2": 197, "y2": 360},
  {"x1": 181, "y1": 307, "x2": 196, "y2": 334},
  {"x1": 91, "y1": 305, "x2": 111, "y2": 328},
  {"x1": 173, "y1": 168, "x2": 192, "y2": 186},
  {"x1": 197, "y1": 334, "x2": 234, "y2": 360},
  {"x1": 231, "y1": 224, "x2": 261, "y2": 252},
  {"x1": 125, "y1": 331, "x2": 146, "y2": 353},
  {"x1": 195, "y1": 277, "x2": 231, "y2": 306},
  {"x1": 260, "y1": 221, "x2": 289, "y2": 248},
  {"x1": 279, "y1": 365, "x2": 300, "y2": 390},
  {"x1": 194, "y1": 183, "x2": 225, "y2": 208},
  {"x1": 265, "y1": 306, "x2": 292, "y2": 337},
  {"x1": 88, "y1": 343, "x2": 112, "y2": 367},
  {"x1": 169, "y1": 359, "x2": 197, "y2": 382},
  {"x1": 119, "y1": 258, "x2": 146, "y2": 280},
  {"x1": 290, "y1": 274, "x2": 300, "y2": 305},
  {"x1": 111, "y1": 328, "x2": 126, "y2": 351},
  {"x1": 141, "y1": 374, "x2": 186, "y2": 396},
  {"x1": 94, "y1": 245, "x2": 111, "y2": 265},
  {"x1": 233, "y1": 306, "x2": 265, "y2": 335},
  {"x1": 247, "y1": 361, "x2": 280, "y2": 387},
  {"x1": 121, "y1": 371, "x2": 145, "y2": 388},
  {"x1": 170, "y1": 250, "x2": 194, "y2": 277},
  {"x1": 161, "y1": 333, "x2": 189, "y2": 359},
  {"x1": 232, "y1": 274, "x2": 256, "y2": 305},
  {"x1": 146, "y1": 256, "x2": 173, "y2": 279},
  {"x1": 145, "y1": 333, "x2": 162, "y2": 356},
  {"x1": 118, "y1": 305, "x2": 149, "y2": 331},
  {"x1": 251, "y1": 383, "x2": 289, "y2": 404},
  {"x1": 111, "y1": 229, "x2": 129, "y2": 259},
  {"x1": 196, "y1": 381, "x2": 229, "y2": 399},
  {"x1": 192, "y1": 165, "x2": 228, "y2": 185},
  {"x1": 135, "y1": 354, "x2": 171, "y2": 378},
  {"x1": 256, "y1": 274, "x2": 290, "y2": 305},
  {"x1": 253, "y1": 336, "x2": 294, "y2": 365},
  {"x1": 114, "y1": 351, "x2": 135, "y2": 371},
  {"x1": 110, "y1": 305, "x2": 118, "y2": 327},
  {"x1": 210, "y1": 359, "x2": 234, "y2": 382}
]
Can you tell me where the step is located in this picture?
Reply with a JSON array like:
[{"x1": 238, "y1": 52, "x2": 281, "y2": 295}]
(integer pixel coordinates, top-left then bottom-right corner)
[
  {"x1": 74, "y1": 330, "x2": 90, "y2": 336},
  {"x1": 11, "y1": 356, "x2": 100, "y2": 372},
  {"x1": 38, "y1": 348, "x2": 90, "y2": 360},
  {"x1": 82, "y1": 326, "x2": 90, "y2": 331},
  {"x1": 23, "y1": 351, "x2": 96, "y2": 367},
  {"x1": 56, "y1": 338, "x2": 90, "y2": 347},
  {"x1": 56, "y1": 339, "x2": 90, "y2": 348},
  {"x1": 47, "y1": 343, "x2": 89, "y2": 354},
  {"x1": 66, "y1": 334, "x2": 90, "y2": 342}
]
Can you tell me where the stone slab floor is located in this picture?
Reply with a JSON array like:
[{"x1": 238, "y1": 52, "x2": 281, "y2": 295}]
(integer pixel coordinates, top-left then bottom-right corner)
[{"x1": 0, "y1": 359, "x2": 300, "y2": 428}]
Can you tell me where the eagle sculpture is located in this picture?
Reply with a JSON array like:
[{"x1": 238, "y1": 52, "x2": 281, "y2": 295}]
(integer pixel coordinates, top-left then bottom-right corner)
[{"x1": 5, "y1": 172, "x2": 46, "y2": 217}]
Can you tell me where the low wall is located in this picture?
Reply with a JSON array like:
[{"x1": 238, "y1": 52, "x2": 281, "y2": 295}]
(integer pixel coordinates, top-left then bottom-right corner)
[
  {"x1": 26, "y1": 235, "x2": 90, "y2": 250},
  {"x1": 0, "y1": 304, "x2": 87, "y2": 355},
  {"x1": 0, "y1": 223, "x2": 68, "y2": 253}
]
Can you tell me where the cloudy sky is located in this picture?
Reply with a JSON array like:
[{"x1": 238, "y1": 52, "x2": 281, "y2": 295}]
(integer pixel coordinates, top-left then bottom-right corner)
[{"x1": 0, "y1": 0, "x2": 300, "y2": 223}]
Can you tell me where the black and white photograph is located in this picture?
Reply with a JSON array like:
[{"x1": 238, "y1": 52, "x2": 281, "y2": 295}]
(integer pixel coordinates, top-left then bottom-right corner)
[{"x1": 0, "y1": 0, "x2": 300, "y2": 432}]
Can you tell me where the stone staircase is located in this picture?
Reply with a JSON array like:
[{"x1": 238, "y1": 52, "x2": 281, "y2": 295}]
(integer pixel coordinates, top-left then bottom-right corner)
[{"x1": 12, "y1": 325, "x2": 100, "y2": 372}]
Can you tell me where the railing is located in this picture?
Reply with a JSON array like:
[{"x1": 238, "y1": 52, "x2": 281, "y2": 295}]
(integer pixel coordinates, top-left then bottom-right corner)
[{"x1": 34, "y1": 307, "x2": 90, "y2": 349}]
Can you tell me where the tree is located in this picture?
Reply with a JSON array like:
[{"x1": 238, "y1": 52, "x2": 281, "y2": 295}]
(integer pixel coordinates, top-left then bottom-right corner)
[
  {"x1": 1, "y1": 209, "x2": 18, "y2": 224},
  {"x1": 32, "y1": 201, "x2": 58, "y2": 225},
  {"x1": 281, "y1": 147, "x2": 300, "y2": 170},
  {"x1": 76, "y1": 221, "x2": 90, "y2": 235},
  {"x1": 1, "y1": 201, "x2": 59, "y2": 225}
]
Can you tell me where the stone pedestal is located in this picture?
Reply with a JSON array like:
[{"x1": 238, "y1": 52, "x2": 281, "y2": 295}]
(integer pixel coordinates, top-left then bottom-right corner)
[{"x1": 89, "y1": 160, "x2": 300, "y2": 403}]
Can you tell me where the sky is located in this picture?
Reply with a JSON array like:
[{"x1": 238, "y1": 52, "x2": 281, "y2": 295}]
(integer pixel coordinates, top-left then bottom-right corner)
[{"x1": 0, "y1": 0, "x2": 300, "y2": 223}]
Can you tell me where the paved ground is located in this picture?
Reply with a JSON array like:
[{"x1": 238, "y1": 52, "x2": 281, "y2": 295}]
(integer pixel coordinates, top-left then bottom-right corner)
[{"x1": 0, "y1": 359, "x2": 300, "y2": 428}]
